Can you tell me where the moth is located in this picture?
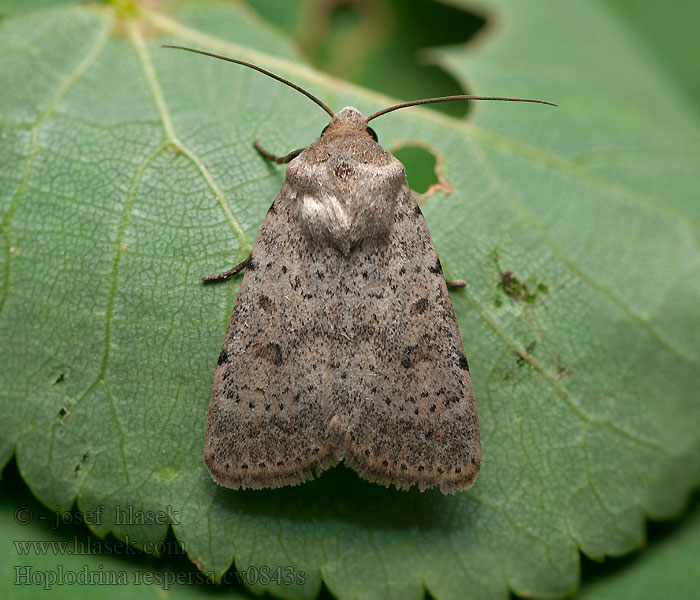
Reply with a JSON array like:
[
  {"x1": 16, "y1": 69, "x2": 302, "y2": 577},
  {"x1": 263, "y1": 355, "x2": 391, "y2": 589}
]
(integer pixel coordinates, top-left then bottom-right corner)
[{"x1": 165, "y1": 46, "x2": 555, "y2": 493}]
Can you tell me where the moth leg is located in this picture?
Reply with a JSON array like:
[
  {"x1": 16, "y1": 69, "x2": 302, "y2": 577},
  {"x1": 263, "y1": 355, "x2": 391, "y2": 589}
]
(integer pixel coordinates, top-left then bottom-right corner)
[
  {"x1": 201, "y1": 254, "x2": 252, "y2": 282},
  {"x1": 445, "y1": 279, "x2": 467, "y2": 288},
  {"x1": 253, "y1": 140, "x2": 305, "y2": 164}
]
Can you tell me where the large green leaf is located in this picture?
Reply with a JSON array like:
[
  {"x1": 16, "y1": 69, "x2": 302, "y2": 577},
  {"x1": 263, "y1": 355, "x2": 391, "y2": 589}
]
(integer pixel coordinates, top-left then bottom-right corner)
[{"x1": 1, "y1": 1, "x2": 698, "y2": 599}]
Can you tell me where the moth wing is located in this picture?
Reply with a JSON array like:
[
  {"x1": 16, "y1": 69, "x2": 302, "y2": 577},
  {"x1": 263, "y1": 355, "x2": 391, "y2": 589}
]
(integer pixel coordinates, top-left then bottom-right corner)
[
  {"x1": 204, "y1": 184, "x2": 339, "y2": 489},
  {"x1": 332, "y1": 184, "x2": 480, "y2": 492}
]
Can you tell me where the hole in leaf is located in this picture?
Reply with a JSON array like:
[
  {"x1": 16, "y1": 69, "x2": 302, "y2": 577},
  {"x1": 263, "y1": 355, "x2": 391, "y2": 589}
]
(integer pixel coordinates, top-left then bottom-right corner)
[
  {"x1": 393, "y1": 145, "x2": 438, "y2": 193},
  {"x1": 391, "y1": 144, "x2": 453, "y2": 198}
]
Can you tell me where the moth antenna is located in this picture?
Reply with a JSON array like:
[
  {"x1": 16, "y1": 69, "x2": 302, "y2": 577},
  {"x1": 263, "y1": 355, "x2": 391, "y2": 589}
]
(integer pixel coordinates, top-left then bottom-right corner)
[
  {"x1": 366, "y1": 95, "x2": 557, "y2": 122},
  {"x1": 162, "y1": 45, "x2": 335, "y2": 118}
]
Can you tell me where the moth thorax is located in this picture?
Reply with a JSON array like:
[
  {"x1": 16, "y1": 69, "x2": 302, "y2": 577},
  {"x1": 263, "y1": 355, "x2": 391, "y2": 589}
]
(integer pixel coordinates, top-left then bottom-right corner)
[
  {"x1": 298, "y1": 188, "x2": 395, "y2": 255},
  {"x1": 286, "y1": 140, "x2": 405, "y2": 255}
]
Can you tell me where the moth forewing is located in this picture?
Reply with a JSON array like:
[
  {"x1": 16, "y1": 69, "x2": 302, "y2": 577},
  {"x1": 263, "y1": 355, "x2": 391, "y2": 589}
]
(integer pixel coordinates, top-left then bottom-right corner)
[{"x1": 204, "y1": 107, "x2": 480, "y2": 493}]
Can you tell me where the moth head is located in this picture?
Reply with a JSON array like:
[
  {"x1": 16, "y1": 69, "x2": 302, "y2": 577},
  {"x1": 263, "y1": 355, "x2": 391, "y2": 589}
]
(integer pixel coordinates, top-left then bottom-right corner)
[{"x1": 320, "y1": 107, "x2": 378, "y2": 143}]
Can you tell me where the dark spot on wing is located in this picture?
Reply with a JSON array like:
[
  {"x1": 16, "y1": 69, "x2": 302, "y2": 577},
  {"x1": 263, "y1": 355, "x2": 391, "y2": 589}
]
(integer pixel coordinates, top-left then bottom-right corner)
[
  {"x1": 258, "y1": 295, "x2": 274, "y2": 313},
  {"x1": 429, "y1": 259, "x2": 442, "y2": 274},
  {"x1": 401, "y1": 345, "x2": 417, "y2": 368},
  {"x1": 217, "y1": 349, "x2": 229, "y2": 365},
  {"x1": 255, "y1": 342, "x2": 283, "y2": 366},
  {"x1": 444, "y1": 396, "x2": 461, "y2": 407},
  {"x1": 411, "y1": 297, "x2": 429, "y2": 314}
]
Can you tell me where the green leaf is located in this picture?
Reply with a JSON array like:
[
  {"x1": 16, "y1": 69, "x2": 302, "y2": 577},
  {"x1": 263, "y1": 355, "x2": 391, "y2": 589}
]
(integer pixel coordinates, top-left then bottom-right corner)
[
  {"x1": 598, "y1": 0, "x2": 700, "y2": 108},
  {"x1": 1, "y1": 2, "x2": 698, "y2": 600},
  {"x1": 578, "y1": 495, "x2": 700, "y2": 600}
]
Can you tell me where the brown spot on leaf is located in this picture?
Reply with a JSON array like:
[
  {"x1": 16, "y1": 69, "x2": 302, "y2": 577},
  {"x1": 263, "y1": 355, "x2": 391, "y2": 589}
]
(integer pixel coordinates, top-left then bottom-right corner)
[{"x1": 499, "y1": 270, "x2": 548, "y2": 303}]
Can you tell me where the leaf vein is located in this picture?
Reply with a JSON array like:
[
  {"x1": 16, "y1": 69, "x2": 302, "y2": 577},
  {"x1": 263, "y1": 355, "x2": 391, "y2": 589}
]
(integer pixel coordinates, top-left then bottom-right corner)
[{"x1": 128, "y1": 23, "x2": 251, "y2": 253}]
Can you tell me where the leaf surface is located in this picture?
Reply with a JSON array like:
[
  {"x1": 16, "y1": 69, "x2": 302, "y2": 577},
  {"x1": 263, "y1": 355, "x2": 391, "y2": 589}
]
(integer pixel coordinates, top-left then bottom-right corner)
[
  {"x1": 1, "y1": 2, "x2": 698, "y2": 599},
  {"x1": 578, "y1": 496, "x2": 700, "y2": 600}
]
